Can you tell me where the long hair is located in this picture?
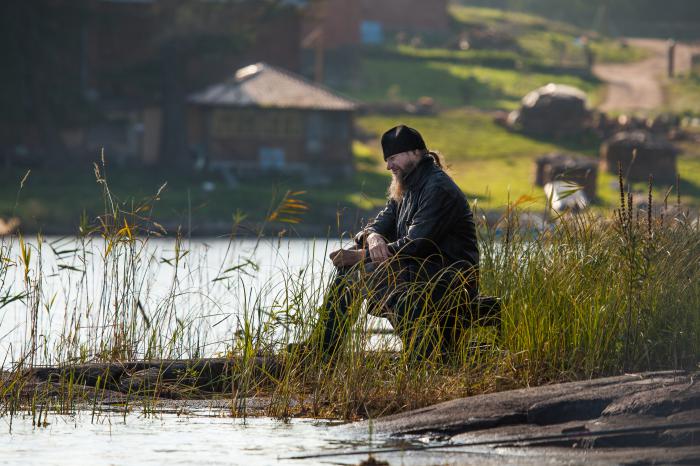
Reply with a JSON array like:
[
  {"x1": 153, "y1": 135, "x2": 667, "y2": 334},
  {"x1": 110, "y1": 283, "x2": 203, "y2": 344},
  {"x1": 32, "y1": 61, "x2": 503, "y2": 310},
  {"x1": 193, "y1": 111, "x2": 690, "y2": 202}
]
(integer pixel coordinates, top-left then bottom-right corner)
[{"x1": 427, "y1": 150, "x2": 444, "y2": 170}]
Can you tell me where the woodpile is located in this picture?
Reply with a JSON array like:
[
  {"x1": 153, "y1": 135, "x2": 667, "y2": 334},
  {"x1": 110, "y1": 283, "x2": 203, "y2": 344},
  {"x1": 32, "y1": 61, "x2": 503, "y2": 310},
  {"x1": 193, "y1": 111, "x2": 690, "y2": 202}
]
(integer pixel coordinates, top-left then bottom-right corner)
[
  {"x1": 600, "y1": 130, "x2": 678, "y2": 183},
  {"x1": 508, "y1": 83, "x2": 591, "y2": 137}
]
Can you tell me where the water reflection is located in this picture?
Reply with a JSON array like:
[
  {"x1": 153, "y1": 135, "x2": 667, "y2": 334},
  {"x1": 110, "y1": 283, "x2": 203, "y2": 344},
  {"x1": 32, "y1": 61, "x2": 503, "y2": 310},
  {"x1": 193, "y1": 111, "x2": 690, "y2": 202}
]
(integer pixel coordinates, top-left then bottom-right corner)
[
  {"x1": 2, "y1": 411, "x2": 355, "y2": 465},
  {"x1": 0, "y1": 409, "x2": 454, "y2": 466},
  {"x1": 0, "y1": 237, "x2": 344, "y2": 364}
]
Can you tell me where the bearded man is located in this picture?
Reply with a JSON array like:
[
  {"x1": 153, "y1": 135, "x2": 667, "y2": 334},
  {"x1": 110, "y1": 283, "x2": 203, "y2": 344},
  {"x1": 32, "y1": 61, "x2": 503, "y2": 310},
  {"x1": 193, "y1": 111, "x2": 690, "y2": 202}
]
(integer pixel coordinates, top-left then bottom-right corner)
[{"x1": 316, "y1": 125, "x2": 480, "y2": 359}]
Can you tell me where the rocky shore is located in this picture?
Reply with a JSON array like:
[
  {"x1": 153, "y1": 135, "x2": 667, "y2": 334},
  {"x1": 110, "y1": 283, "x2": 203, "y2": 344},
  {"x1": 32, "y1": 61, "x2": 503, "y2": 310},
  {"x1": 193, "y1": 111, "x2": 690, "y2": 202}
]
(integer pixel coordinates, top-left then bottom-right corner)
[
  {"x1": 354, "y1": 370, "x2": 700, "y2": 465},
  {"x1": 4, "y1": 360, "x2": 698, "y2": 464}
]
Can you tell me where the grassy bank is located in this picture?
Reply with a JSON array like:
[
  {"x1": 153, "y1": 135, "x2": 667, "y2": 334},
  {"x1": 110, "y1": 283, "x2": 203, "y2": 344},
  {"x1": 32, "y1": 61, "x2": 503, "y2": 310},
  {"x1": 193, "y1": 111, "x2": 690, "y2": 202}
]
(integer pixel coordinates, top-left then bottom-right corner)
[
  {"x1": 0, "y1": 154, "x2": 388, "y2": 235},
  {"x1": 358, "y1": 111, "x2": 700, "y2": 210},
  {"x1": 1, "y1": 170, "x2": 699, "y2": 420},
  {"x1": 5, "y1": 109, "x2": 700, "y2": 235},
  {"x1": 666, "y1": 73, "x2": 700, "y2": 115}
]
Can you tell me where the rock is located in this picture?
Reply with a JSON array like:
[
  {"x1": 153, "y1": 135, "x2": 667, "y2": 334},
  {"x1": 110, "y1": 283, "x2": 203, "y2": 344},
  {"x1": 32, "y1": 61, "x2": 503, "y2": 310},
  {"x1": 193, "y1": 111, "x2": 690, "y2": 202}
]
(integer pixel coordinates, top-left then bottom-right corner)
[
  {"x1": 23, "y1": 356, "x2": 283, "y2": 394},
  {"x1": 355, "y1": 371, "x2": 700, "y2": 464},
  {"x1": 356, "y1": 371, "x2": 700, "y2": 464},
  {"x1": 358, "y1": 372, "x2": 686, "y2": 436},
  {"x1": 119, "y1": 367, "x2": 163, "y2": 392},
  {"x1": 602, "y1": 379, "x2": 700, "y2": 417},
  {"x1": 508, "y1": 83, "x2": 591, "y2": 137}
]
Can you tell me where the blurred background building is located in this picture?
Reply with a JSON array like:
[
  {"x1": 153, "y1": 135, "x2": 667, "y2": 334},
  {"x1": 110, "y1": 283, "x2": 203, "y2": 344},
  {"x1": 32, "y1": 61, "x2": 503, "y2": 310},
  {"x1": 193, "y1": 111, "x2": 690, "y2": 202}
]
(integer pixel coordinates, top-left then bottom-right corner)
[{"x1": 0, "y1": 0, "x2": 455, "y2": 179}]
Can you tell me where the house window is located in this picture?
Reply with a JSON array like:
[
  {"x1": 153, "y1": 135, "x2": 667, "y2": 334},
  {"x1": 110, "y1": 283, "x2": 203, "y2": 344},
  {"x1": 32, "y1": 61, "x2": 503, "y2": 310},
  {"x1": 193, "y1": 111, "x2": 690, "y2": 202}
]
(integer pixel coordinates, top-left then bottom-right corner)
[
  {"x1": 360, "y1": 21, "x2": 383, "y2": 44},
  {"x1": 259, "y1": 147, "x2": 286, "y2": 169},
  {"x1": 306, "y1": 113, "x2": 323, "y2": 154}
]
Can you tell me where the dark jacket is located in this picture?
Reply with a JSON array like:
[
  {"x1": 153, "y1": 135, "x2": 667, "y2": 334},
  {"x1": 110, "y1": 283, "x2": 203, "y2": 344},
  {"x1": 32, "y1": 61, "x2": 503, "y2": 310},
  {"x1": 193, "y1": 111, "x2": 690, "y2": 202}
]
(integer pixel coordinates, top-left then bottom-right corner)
[{"x1": 357, "y1": 156, "x2": 479, "y2": 278}]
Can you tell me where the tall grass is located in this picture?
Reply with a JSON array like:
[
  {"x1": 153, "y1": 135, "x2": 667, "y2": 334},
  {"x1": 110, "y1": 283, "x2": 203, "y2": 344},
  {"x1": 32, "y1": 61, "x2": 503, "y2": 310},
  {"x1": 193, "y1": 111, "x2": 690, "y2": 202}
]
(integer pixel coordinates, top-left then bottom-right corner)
[{"x1": 1, "y1": 160, "x2": 699, "y2": 422}]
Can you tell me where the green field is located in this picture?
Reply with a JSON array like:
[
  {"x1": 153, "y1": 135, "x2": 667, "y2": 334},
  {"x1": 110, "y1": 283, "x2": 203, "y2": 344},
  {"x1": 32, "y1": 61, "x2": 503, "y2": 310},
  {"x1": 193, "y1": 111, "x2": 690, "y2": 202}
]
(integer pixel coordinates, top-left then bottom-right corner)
[
  {"x1": 342, "y1": 56, "x2": 602, "y2": 110},
  {"x1": 666, "y1": 73, "x2": 700, "y2": 116},
  {"x1": 357, "y1": 111, "x2": 700, "y2": 210}
]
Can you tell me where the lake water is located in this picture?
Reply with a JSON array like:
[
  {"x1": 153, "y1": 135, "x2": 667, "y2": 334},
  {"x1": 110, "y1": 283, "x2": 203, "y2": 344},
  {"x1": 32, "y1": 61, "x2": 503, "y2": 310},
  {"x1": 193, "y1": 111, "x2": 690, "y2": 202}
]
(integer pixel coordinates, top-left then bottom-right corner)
[
  {"x1": 0, "y1": 236, "x2": 535, "y2": 465},
  {"x1": 1, "y1": 411, "x2": 369, "y2": 466},
  {"x1": 0, "y1": 236, "x2": 412, "y2": 465},
  {"x1": 0, "y1": 236, "x2": 354, "y2": 365},
  {"x1": 1, "y1": 409, "x2": 523, "y2": 466}
]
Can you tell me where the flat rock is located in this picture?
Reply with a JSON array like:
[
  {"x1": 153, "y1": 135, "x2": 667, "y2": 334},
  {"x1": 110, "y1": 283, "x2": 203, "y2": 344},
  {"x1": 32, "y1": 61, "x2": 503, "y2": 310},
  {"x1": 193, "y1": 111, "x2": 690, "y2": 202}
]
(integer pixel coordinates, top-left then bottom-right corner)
[
  {"x1": 355, "y1": 371, "x2": 700, "y2": 465},
  {"x1": 359, "y1": 371, "x2": 687, "y2": 435},
  {"x1": 602, "y1": 378, "x2": 700, "y2": 417}
]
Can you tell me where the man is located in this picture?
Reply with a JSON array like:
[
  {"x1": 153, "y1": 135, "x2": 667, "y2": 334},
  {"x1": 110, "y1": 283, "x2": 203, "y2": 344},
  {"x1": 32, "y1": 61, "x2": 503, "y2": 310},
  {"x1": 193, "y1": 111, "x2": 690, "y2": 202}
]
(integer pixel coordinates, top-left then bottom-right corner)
[{"x1": 318, "y1": 125, "x2": 480, "y2": 359}]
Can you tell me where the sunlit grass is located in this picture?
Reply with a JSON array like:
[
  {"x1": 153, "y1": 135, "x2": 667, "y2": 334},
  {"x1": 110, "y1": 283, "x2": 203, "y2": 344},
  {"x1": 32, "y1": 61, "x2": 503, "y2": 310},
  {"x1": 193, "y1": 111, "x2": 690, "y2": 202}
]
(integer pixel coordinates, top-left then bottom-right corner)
[
  {"x1": 450, "y1": 5, "x2": 649, "y2": 65},
  {"x1": 358, "y1": 110, "x2": 588, "y2": 207},
  {"x1": 665, "y1": 74, "x2": 700, "y2": 115},
  {"x1": 428, "y1": 61, "x2": 601, "y2": 110},
  {"x1": 339, "y1": 55, "x2": 601, "y2": 110}
]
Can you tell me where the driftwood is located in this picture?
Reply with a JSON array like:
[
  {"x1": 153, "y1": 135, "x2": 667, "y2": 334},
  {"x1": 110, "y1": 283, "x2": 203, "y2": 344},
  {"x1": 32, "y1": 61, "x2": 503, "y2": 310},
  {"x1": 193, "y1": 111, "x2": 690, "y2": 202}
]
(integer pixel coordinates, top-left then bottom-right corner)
[{"x1": 16, "y1": 356, "x2": 283, "y2": 397}]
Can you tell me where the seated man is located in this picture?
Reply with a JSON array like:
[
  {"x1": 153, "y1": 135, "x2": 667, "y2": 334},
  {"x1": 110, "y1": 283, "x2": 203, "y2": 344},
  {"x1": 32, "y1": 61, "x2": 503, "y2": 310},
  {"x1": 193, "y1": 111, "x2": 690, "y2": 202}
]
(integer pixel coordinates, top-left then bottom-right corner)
[{"x1": 318, "y1": 125, "x2": 480, "y2": 359}]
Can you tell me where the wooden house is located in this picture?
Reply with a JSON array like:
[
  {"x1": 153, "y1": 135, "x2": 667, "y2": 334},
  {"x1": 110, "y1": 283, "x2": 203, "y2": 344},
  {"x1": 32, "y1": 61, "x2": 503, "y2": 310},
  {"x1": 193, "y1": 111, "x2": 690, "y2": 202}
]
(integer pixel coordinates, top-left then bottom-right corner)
[
  {"x1": 67, "y1": 0, "x2": 304, "y2": 165},
  {"x1": 187, "y1": 62, "x2": 357, "y2": 179}
]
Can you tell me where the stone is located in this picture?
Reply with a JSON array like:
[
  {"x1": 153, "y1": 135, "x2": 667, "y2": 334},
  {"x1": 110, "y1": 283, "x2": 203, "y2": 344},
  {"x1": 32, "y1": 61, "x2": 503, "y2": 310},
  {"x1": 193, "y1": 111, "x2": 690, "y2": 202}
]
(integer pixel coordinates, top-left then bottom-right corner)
[
  {"x1": 602, "y1": 379, "x2": 700, "y2": 417},
  {"x1": 356, "y1": 373, "x2": 685, "y2": 436},
  {"x1": 354, "y1": 371, "x2": 700, "y2": 464}
]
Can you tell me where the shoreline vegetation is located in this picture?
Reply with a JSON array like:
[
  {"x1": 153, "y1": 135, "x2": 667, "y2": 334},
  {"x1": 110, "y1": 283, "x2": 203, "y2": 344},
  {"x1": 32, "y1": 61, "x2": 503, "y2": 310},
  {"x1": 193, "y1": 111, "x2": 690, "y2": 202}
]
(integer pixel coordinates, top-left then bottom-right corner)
[{"x1": 1, "y1": 161, "x2": 699, "y2": 423}]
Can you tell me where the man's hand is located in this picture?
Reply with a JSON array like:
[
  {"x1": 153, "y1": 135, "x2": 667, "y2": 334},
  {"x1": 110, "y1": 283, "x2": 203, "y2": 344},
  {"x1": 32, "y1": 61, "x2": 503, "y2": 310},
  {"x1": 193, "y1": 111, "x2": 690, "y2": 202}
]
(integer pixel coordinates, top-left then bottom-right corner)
[
  {"x1": 329, "y1": 248, "x2": 365, "y2": 268},
  {"x1": 367, "y1": 233, "x2": 391, "y2": 263}
]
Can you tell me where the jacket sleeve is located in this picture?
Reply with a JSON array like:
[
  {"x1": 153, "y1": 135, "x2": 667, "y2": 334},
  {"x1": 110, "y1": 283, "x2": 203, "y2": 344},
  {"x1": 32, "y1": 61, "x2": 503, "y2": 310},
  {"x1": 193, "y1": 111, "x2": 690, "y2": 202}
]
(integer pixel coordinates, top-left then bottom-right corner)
[
  {"x1": 387, "y1": 186, "x2": 456, "y2": 257},
  {"x1": 355, "y1": 199, "x2": 398, "y2": 246}
]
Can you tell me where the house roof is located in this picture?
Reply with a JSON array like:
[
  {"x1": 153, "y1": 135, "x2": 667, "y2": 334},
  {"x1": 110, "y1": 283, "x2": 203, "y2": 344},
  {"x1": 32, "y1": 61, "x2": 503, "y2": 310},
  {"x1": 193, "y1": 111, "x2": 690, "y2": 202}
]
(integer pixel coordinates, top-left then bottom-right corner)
[{"x1": 188, "y1": 62, "x2": 357, "y2": 111}]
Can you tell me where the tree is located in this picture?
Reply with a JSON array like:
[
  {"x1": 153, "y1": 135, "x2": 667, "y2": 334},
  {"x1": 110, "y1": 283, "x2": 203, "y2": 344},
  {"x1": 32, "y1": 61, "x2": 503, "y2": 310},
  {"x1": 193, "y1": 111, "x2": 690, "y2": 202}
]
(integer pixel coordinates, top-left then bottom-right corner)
[{"x1": 0, "y1": 0, "x2": 91, "y2": 161}]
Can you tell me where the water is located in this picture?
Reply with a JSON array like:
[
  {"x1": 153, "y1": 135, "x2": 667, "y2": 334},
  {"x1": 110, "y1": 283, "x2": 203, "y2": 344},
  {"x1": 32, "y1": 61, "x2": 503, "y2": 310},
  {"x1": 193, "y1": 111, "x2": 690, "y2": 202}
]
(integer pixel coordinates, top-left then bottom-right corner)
[
  {"x1": 0, "y1": 409, "x2": 522, "y2": 465},
  {"x1": 1, "y1": 411, "x2": 362, "y2": 465},
  {"x1": 0, "y1": 237, "x2": 447, "y2": 465},
  {"x1": 0, "y1": 236, "x2": 348, "y2": 364},
  {"x1": 2, "y1": 407, "x2": 573, "y2": 465}
]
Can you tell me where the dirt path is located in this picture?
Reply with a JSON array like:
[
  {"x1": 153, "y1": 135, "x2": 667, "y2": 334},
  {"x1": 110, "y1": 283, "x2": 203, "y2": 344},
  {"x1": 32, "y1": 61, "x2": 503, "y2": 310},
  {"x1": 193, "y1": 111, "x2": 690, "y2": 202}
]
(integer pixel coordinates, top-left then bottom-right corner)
[{"x1": 594, "y1": 38, "x2": 700, "y2": 112}]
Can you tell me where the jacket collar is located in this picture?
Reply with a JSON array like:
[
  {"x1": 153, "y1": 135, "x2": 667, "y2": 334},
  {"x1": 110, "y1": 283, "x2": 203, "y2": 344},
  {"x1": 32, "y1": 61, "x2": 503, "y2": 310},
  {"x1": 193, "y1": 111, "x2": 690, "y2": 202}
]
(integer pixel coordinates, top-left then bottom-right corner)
[{"x1": 403, "y1": 155, "x2": 434, "y2": 191}]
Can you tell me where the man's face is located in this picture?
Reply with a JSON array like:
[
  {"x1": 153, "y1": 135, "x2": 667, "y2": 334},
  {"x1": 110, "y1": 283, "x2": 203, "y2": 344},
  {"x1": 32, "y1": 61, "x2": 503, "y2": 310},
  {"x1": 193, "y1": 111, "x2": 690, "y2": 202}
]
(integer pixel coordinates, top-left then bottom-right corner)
[{"x1": 385, "y1": 150, "x2": 421, "y2": 180}]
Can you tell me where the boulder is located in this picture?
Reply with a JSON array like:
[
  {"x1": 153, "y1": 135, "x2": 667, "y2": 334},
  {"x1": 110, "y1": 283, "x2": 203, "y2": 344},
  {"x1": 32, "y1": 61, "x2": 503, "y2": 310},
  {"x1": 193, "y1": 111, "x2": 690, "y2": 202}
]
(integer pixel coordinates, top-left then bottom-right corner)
[{"x1": 353, "y1": 371, "x2": 700, "y2": 464}]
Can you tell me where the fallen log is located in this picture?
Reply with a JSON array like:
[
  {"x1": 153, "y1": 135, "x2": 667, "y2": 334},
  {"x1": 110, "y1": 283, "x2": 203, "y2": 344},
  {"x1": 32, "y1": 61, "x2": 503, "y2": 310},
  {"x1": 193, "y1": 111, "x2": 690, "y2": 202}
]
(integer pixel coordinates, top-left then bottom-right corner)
[{"x1": 15, "y1": 356, "x2": 283, "y2": 395}]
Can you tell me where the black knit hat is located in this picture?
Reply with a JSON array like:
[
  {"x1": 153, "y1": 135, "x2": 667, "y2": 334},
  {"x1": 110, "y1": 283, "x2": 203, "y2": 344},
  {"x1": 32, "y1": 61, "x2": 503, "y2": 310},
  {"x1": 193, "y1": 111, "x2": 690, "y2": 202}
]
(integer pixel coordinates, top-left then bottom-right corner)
[{"x1": 381, "y1": 125, "x2": 427, "y2": 160}]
